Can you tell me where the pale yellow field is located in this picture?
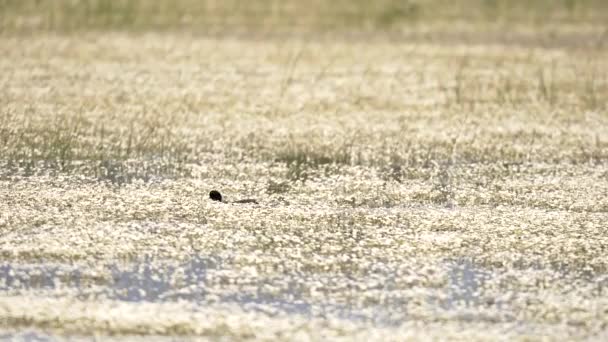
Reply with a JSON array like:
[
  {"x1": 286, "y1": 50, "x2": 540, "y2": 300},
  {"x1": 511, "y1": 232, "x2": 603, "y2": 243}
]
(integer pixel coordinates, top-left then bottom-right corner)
[{"x1": 1, "y1": 2, "x2": 608, "y2": 340}]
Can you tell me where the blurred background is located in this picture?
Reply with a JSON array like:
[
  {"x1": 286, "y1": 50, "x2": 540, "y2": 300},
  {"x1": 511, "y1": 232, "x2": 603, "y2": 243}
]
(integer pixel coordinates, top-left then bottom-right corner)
[{"x1": 2, "y1": 0, "x2": 607, "y2": 39}]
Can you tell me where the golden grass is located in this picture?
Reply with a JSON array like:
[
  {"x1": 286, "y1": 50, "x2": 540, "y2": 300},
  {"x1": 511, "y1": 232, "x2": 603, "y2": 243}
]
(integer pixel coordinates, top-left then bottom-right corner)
[{"x1": 1, "y1": 2, "x2": 608, "y2": 339}]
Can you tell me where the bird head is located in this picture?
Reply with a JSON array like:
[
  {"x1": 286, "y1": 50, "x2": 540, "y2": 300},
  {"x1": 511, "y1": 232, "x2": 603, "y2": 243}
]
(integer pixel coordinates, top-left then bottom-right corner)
[{"x1": 209, "y1": 190, "x2": 222, "y2": 202}]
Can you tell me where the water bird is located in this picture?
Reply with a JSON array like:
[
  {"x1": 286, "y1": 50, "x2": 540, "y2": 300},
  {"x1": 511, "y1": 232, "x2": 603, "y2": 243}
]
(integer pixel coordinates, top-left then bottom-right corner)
[{"x1": 209, "y1": 190, "x2": 258, "y2": 204}]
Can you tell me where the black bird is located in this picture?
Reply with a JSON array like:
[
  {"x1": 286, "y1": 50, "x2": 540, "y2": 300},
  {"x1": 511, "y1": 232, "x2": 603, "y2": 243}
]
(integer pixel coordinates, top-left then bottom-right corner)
[
  {"x1": 209, "y1": 190, "x2": 258, "y2": 204},
  {"x1": 209, "y1": 190, "x2": 223, "y2": 202}
]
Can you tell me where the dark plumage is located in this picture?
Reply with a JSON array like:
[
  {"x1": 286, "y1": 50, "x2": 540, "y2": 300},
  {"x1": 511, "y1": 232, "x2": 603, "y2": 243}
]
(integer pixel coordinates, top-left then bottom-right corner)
[
  {"x1": 209, "y1": 190, "x2": 222, "y2": 202},
  {"x1": 209, "y1": 190, "x2": 258, "y2": 204}
]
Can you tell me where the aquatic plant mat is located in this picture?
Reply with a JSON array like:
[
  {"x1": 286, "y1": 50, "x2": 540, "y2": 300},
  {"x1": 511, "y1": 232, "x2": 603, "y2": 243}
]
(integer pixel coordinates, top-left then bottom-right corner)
[{"x1": 1, "y1": 2, "x2": 608, "y2": 340}]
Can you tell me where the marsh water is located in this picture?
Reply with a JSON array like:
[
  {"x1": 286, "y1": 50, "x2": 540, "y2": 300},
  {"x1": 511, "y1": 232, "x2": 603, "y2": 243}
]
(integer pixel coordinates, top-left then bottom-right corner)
[
  {"x1": 0, "y1": 255, "x2": 502, "y2": 339},
  {"x1": 2, "y1": 8, "x2": 608, "y2": 337},
  {"x1": 3, "y1": 248, "x2": 605, "y2": 340},
  {"x1": 0, "y1": 257, "x2": 488, "y2": 321}
]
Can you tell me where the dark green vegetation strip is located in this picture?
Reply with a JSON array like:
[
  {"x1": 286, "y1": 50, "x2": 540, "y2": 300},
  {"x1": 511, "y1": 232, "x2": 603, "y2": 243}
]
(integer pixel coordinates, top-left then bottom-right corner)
[{"x1": 1, "y1": 0, "x2": 608, "y2": 33}]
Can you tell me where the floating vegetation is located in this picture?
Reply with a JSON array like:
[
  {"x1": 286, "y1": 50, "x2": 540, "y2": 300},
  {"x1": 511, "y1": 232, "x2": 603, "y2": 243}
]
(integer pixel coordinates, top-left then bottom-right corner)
[{"x1": 0, "y1": 3, "x2": 607, "y2": 339}]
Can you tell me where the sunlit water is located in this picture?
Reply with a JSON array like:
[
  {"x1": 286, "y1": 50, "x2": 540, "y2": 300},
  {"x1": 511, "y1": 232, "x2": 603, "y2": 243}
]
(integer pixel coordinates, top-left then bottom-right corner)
[
  {"x1": 0, "y1": 255, "x2": 503, "y2": 340},
  {"x1": 0, "y1": 257, "x2": 489, "y2": 321}
]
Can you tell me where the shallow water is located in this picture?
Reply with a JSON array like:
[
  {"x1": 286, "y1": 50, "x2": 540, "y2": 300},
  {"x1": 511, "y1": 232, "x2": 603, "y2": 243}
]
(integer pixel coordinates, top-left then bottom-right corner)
[
  {"x1": 0, "y1": 256, "x2": 501, "y2": 327},
  {"x1": 5, "y1": 254, "x2": 603, "y2": 340}
]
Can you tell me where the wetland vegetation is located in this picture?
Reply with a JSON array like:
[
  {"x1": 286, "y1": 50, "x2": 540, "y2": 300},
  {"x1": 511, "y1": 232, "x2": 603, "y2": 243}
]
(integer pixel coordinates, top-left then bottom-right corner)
[{"x1": 0, "y1": 0, "x2": 607, "y2": 340}]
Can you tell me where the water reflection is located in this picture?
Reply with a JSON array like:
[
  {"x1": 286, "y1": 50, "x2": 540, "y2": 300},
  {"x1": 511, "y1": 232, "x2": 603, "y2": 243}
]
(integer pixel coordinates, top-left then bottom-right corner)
[
  {"x1": 444, "y1": 259, "x2": 492, "y2": 309},
  {"x1": 0, "y1": 256, "x2": 222, "y2": 302},
  {"x1": 0, "y1": 256, "x2": 496, "y2": 326}
]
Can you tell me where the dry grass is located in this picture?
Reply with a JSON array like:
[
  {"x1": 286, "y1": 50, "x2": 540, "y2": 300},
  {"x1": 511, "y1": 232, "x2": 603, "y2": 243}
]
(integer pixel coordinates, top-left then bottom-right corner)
[{"x1": 1, "y1": 1, "x2": 608, "y2": 340}]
